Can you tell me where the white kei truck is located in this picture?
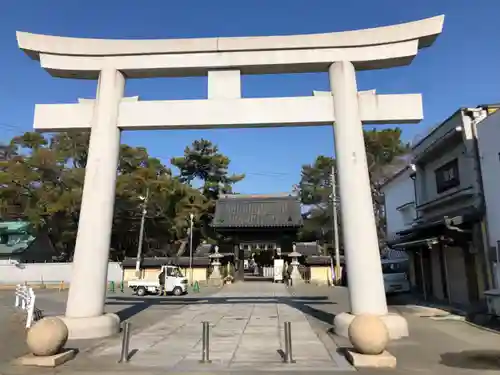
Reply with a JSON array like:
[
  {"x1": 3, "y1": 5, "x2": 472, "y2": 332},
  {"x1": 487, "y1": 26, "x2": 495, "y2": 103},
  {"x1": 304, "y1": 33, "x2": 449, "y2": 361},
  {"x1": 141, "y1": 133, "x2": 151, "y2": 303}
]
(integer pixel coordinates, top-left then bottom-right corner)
[{"x1": 128, "y1": 265, "x2": 189, "y2": 296}]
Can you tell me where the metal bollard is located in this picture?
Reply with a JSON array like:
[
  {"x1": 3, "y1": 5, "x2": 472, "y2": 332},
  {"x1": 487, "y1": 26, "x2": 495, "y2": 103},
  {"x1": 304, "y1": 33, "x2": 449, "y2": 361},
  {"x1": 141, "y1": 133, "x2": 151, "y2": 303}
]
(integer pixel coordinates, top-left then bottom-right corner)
[
  {"x1": 118, "y1": 321, "x2": 131, "y2": 363},
  {"x1": 283, "y1": 321, "x2": 296, "y2": 363},
  {"x1": 200, "y1": 321, "x2": 212, "y2": 364}
]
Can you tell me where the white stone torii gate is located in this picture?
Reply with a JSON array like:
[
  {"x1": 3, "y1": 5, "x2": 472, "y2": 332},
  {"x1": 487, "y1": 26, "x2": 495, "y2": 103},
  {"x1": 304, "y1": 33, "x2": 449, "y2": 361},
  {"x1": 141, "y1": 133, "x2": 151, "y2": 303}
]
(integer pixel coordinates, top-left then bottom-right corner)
[{"x1": 17, "y1": 15, "x2": 444, "y2": 340}]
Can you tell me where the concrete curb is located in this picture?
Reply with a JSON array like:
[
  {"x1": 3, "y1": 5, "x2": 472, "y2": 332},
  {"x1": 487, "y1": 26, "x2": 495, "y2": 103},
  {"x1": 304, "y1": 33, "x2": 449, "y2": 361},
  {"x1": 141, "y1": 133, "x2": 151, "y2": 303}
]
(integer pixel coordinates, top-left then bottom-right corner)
[{"x1": 461, "y1": 318, "x2": 500, "y2": 335}]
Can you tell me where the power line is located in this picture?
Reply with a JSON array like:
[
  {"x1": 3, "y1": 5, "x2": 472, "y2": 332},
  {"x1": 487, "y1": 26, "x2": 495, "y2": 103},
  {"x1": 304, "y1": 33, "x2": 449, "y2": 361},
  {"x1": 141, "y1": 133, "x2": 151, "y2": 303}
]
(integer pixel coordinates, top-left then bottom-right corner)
[
  {"x1": 152, "y1": 152, "x2": 296, "y2": 177},
  {"x1": 0, "y1": 123, "x2": 25, "y2": 131},
  {"x1": 244, "y1": 171, "x2": 292, "y2": 177}
]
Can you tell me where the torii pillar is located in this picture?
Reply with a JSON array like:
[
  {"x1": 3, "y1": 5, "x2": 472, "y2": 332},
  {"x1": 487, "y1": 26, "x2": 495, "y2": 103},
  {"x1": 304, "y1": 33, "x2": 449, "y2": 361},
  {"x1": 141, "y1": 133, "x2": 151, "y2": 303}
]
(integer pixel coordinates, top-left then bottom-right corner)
[
  {"x1": 61, "y1": 69, "x2": 125, "y2": 338},
  {"x1": 329, "y1": 61, "x2": 406, "y2": 338}
]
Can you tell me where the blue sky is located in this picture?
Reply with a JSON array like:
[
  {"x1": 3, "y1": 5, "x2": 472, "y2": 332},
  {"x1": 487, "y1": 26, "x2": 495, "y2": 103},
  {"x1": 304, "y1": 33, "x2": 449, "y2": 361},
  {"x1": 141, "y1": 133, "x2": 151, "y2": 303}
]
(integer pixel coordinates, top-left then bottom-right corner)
[{"x1": 1, "y1": 0, "x2": 499, "y2": 194}]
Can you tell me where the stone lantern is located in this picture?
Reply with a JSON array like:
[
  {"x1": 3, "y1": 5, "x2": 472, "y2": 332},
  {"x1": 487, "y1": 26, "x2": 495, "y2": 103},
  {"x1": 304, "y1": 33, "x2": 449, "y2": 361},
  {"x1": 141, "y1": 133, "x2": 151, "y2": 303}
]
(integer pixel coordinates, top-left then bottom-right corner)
[
  {"x1": 209, "y1": 245, "x2": 223, "y2": 281},
  {"x1": 288, "y1": 244, "x2": 302, "y2": 283}
]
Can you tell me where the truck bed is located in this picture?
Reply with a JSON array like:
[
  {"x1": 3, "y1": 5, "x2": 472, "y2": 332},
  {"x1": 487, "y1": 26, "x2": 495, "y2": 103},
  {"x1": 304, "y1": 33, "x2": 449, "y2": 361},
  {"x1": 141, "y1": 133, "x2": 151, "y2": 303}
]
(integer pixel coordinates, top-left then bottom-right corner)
[{"x1": 128, "y1": 280, "x2": 159, "y2": 287}]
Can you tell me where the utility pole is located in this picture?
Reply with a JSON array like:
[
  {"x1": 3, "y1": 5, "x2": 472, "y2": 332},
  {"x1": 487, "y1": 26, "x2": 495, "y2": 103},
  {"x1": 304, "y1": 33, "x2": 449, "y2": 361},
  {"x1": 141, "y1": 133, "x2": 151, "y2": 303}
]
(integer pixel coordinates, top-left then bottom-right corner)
[
  {"x1": 189, "y1": 213, "x2": 194, "y2": 286},
  {"x1": 331, "y1": 164, "x2": 341, "y2": 285},
  {"x1": 135, "y1": 186, "x2": 149, "y2": 278}
]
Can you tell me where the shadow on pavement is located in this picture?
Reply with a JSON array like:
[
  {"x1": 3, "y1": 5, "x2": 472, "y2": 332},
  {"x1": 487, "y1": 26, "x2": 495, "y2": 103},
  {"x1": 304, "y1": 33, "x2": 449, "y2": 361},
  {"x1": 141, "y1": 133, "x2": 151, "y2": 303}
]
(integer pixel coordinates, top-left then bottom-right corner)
[
  {"x1": 387, "y1": 292, "x2": 468, "y2": 315},
  {"x1": 387, "y1": 292, "x2": 500, "y2": 334},
  {"x1": 106, "y1": 295, "x2": 336, "y2": 326},
  {"x1": 288, "y1": 298, "x2": 338, "y2": 326},
  {"x1": 440, "y1": 350, "x2": 500, "y2": 370}
]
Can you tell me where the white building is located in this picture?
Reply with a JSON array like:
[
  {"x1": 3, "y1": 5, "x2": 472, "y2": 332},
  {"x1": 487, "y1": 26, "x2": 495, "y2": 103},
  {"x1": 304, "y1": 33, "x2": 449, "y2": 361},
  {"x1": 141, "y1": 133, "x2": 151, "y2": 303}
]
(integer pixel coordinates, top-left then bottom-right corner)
[
  {"x1": 380, "y1": 166, "x2": 414, "y2": 262},
  {"x1": 382, "y1": 104, "x2": 500, "y2": 309},
  {"x1": 476, "y1": 107, "x2": 500, "y2": 287},
  {"x1": 382, "y1": 166, "x2": 416, "y2": 245}
]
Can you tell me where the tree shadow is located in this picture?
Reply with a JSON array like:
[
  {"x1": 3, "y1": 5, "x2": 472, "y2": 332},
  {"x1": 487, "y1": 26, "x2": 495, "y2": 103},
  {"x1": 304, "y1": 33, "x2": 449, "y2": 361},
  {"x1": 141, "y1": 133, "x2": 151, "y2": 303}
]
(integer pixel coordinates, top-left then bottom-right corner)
[
  {"x1": 288, "y1": 298, "x2": 337, "y2": 326},
  {"x1": 386, "y1": 293, "x2": 500, "y2": 333},
  {"x1": 105, "y1": 295, "x2": 336, "y2": 325},
  {"x1": 440, "y1": 350, "x2": 500, "y2": 370},
  {"x1": 387, "y1": 293, "x2": 468, "y2": 317}
]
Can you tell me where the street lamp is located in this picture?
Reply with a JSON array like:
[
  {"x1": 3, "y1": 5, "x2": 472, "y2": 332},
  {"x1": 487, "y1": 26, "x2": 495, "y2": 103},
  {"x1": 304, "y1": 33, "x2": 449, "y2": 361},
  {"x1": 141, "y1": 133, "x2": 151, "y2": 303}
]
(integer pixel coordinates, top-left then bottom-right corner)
[
  {"x1": 331, "y1": 164, "x2": 341, "y2": 285},
  {"x1": 189, "y1": 213, "x2": 194, "y2": 285},
  {"x1": 135, "y1": 187, "x2": 149, "y2": 278}
]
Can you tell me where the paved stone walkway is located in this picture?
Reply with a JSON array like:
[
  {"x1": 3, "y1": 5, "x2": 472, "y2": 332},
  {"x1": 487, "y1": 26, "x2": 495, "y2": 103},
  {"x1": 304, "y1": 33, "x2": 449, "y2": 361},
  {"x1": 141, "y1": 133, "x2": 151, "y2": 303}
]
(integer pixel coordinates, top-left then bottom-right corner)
[{"x1": 92, "y1": 282, "x2": 352, "y2": 372}]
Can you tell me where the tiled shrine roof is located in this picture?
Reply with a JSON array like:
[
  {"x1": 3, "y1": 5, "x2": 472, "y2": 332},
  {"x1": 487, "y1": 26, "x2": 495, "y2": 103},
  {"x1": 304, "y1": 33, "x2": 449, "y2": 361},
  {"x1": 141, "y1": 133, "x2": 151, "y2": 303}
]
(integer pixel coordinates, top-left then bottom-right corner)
[{"x1": 212, "y1": 194, "x2": 303, "y2": 229}]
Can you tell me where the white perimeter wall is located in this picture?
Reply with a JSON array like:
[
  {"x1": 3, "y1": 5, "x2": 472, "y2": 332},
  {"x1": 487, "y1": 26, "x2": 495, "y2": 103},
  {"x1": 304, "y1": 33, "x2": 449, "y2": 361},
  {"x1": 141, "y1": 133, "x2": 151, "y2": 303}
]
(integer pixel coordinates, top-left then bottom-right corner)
[{"x1": 0, "y1": 262, "x2": 123, "y2": 284}]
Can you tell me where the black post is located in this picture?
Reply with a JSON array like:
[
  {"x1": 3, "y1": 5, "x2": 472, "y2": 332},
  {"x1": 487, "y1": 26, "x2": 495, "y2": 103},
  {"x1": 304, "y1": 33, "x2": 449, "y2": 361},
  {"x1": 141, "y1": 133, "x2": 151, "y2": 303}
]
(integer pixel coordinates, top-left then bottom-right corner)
[
  {"x1": 283, "y1": 321, "x2": 295, "y2": 363},
  {"x1": 200, "y1": 321, "x2": 212, "y2": 363},
  {"x1": 118, "y1": 321, "x2": 131, "y2": 363},
  {"x1": 237, "y1": 245, "x2": 245, "y2": 281}
]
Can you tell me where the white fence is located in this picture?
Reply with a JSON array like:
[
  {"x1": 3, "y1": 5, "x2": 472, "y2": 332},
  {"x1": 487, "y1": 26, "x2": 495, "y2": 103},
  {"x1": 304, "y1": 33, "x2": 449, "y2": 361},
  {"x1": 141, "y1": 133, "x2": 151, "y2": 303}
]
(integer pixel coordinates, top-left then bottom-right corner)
[
  {"x1": 0, "y1": 262, "x2": 123, "y2": 285},
  {"x1": 261, "y1": 266, "x2": 274, "y2": 278},
  {"x1": 14, "y1": 284, "x2": 43, "y2": 328}
]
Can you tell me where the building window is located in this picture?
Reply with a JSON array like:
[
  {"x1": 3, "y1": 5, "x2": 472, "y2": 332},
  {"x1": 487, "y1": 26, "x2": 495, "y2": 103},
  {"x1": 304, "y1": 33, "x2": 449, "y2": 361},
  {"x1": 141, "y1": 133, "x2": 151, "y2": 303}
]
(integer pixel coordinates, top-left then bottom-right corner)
[{"x1": 435, "y1": 159, "x2": 460, "y2": 194}]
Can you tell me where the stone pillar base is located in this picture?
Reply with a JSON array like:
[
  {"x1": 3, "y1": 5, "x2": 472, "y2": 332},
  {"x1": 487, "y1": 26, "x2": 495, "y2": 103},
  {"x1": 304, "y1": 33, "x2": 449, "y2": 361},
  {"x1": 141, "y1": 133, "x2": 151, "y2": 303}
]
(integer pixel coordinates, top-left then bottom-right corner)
[
  {"x1": 333, "y1": 312, "x2": 408, "y2": 340},
  {"x1": 58, "y1": 313, "x2": 120, "y2": 340}
]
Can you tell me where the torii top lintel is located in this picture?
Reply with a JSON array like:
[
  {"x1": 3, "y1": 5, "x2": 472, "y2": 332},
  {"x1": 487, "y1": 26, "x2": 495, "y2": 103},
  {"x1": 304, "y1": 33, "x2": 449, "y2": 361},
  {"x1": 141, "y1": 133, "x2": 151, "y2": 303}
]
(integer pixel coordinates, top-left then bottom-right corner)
[{"x1": 16, "y1": 15, "x2": 444, "y2": 78}]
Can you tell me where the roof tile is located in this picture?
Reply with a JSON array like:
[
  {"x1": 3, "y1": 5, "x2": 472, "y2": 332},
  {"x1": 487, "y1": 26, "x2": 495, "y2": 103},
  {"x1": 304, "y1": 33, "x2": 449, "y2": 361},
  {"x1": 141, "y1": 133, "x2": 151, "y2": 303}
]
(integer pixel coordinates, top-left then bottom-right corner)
[{"x1": 212, "y1": 194, "x2": 302, "y2": 228}]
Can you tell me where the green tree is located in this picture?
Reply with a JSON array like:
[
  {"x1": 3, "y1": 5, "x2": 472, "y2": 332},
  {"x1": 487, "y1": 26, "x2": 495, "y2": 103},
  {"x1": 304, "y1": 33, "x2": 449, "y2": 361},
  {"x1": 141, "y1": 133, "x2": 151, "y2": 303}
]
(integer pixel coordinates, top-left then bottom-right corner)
[
  {"x1": 296, "y1": 128, "x2": 410, "y2": 249},
  {"x1": 112, "y1": 144, "x2": 206, "y2": 259},
  {"x1": 49, "y1": 132, "x2": 90, "y2": 168},
  {"x1": 0, "y1": 132, "x2": 82, "y2": 257},
  {"x1": 171, "y1": 139, "x2": 245, "y2": 201},
  {"x1": 0, "y1": 143, "x2": 18, "y2": 161},
  {"x1": 364, "y1": 128, "x2": 411, "y2": 243},
  {"x1": 295, "y1": 156, "x2": 338, "y2": 245},
  {"x1": 170, "y1": 139, "x2": 245, "y2": 241},
  {"x1": 0, "y1": 132, "x2": 217, "y2": 261}
]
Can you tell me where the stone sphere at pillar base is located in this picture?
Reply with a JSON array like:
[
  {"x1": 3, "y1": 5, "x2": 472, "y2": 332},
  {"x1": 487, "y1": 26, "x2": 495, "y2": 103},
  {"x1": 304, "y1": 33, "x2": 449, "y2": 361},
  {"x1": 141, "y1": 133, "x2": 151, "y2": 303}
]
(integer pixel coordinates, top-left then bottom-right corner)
[
  {"x1": 348, "y1": 314, "x2": 389, "y2": 355},
  {"x1": 334, "y1": 312, "x2": 408, "y2": 340},
  {"x1": 58, "y1": 313, "x2": 120, "y2": 340},
  {"x1": 27, "y1": 317, "x2": 68, "y2": 356}
]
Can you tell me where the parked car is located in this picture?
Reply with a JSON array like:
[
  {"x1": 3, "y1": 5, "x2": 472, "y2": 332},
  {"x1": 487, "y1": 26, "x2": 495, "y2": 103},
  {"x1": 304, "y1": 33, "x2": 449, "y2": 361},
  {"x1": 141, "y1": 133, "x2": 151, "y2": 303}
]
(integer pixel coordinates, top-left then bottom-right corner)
[
  {"x1": 381, "y1": 258, "x2": 411, "y2": 294},
  {"x1": 340, "y1": 258, "x2": 410, "y2": 294}
]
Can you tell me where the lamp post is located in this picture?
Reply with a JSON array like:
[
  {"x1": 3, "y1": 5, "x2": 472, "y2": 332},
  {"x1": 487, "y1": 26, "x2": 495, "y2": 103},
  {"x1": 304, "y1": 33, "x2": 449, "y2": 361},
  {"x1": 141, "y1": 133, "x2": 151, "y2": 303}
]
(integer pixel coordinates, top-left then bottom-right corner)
[
  {"x1": 189, "y1": 213, "x2": 194, "y2": 285},
  {"x1": 135, "y1": 187, "x2": 149, "y2": 278},
  {"x1": 331, "y1": 164, "x2": 341, "y2": 285}
]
